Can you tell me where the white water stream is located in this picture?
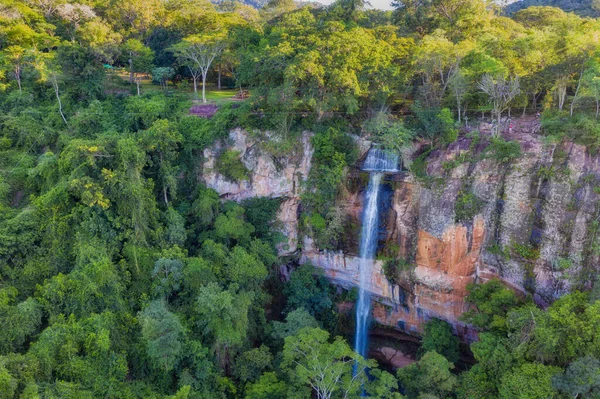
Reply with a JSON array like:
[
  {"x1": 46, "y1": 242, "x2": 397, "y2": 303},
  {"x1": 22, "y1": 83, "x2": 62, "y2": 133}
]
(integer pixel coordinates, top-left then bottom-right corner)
[{"x1": 354, "y1": 148, "x2": 399, "y2": 359}]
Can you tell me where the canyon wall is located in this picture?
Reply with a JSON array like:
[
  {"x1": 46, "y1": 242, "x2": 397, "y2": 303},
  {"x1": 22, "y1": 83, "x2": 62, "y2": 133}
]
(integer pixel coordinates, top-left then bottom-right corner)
[{"x1": 201, "y1": 123, "x2": 600, "y2": 338}]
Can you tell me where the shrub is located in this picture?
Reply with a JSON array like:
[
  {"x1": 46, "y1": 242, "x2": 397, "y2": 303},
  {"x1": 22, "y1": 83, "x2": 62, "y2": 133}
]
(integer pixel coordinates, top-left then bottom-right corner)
[
  {"x1": 382, "y1": 257, "x2": 413, "y2": 283},
  {"x1": 303, "y1": 127, "x2": 357, "y2": 213},
  {"x1": 487, "y1": 137, "x2": 521, "y2": 163},
  {"x1": 362, "y1": 112, "x2": 414, "y2": 152},
  {"x1": 460, "y1": 279, "x2": 522, "y2": 332},
  {"x1": 216, "y1": 150, "x2": 249, "y2": 182},
  {"x1": 541, "y1": 110, "x2": 600, "y2": 150},
  {"x1": 455, "y1": 191, "x2": 483, "y2": 222},
  {"x1": 410, "y1": 150, "x2": 433, "y2": 185},
  {"x1": 511, "y1": 242, "x2": 539, "y2": 260},
  {"x1": 442, "y1": 152, "x2": 470, "y2": 171},
  {"x1": 411, "y1": 106, "x2": 458, "y2": 145}
]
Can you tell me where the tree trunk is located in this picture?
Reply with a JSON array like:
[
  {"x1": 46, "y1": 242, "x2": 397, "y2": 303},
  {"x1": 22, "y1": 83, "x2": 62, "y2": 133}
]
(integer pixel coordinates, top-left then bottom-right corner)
[
  {"x1": 193, "y1": 76, "x2": 198, "y2": 97},
  {"x1": 52, "y1": 76, "x2": 67, "y2": 124},
  {"x1": 136, "y1": 80, "x2": 141, "y2": 96},
  {"x1": 14, "y1": 65, "x2": 21, "y2": 94},
  {"x1": 596, "y1": 96, "x2": 599, "y2": 119},
  {"x1": 202, "y1": 71, "x2": 207, "y2": 103},
  {"x1": 570, "y1": 68, "x2": 584, "y2": 117},
  {"x1": 129, "y1": 57, "x2": 134, "y2": 83},
  {"x1": 558, "y1": 84, "x2": 567, "y2": 111},
  {"x1": 218, "y1": 65, "x2": 221, "y2": 90},
  {"x1": 160, "y1": 152, "x2": 168, "y2": 206},
  {"x1": 455, "y1": 92, "x2": 461, "y2": 122}
]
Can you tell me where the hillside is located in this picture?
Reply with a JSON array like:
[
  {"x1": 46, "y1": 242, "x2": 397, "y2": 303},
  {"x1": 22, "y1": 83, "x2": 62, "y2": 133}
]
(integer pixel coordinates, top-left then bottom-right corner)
[{"x1": 505, "y1": 0, "x2": 600, "y2": 17}]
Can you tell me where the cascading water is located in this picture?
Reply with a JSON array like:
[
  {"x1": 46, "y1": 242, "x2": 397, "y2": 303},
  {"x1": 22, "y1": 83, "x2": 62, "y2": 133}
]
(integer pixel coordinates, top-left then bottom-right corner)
[
  {"x1": 362, "y1": 147, "x2": 400, "y2": 172},
  {"x1": 354, "y1": 148, "x2": 399, "y2": 360},
  {"x1": 354, "y1": 172, "x2": 383, "y2": 358}
]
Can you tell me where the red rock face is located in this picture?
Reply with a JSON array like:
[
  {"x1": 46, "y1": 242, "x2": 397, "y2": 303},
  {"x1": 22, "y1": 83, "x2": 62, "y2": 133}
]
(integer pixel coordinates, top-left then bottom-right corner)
[
  {"x1": 411, "y1": 218, "x2": 484, "y2": 331},
  {"x1": 369, "y1": 218, "x2": 484, "y2": 338}
]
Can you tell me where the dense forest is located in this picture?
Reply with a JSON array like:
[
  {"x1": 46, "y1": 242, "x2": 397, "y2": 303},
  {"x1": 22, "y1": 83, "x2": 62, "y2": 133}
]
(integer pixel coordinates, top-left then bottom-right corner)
[
  {"x1": 505, "y1": 0, "x2": 600, "y2": 18},
  {"x1": 2, "y1": 0, "x2": 600, "y2": 398}
]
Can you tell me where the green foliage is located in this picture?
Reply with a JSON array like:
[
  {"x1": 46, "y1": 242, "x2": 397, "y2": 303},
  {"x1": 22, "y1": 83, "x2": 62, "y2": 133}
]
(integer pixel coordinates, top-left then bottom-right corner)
[
  {"x1": 409, "y1": 149, "x2": 434, "y2": 186},
  {"x1": 213, "y1": 204, "x2": 255, "y2": 246},
  {"x1": 486, "y1": 137, "x2": 522, "y2": 163},
  {"x1": 245, "y1": 372, "x2": 288, "y2": 399},
  {"x1": 419, "y1": 318, "x2": 460, "y2": 363},
  {"x1": 281, "y1": 327, "x2": 377, "y2": 398},
  {"x1": 306, "y1": 127, "x2": 357, "y2": 212},
  {"x1": 233, "y1": 345, "x2": 272, "y2": 383},
  {"x1": 454, "y1": 190, "x2": 484, "y2": 222},
  {"x1": 506, "y1": 0, "x2": 600, "y2": 17},
  {"x1": 152, "y1": 258, "x2": 184, "y2": 299},
  {"x1": 195, "y1": 283, "x2": 252, "y2": 354},
  {"x1": 0, "y1": 365, "x2": 17, "y2": 399},
  {"x1": 508, "y1": 292, "x2": 600, "y2": 366},
  {"x1": 241, "y1": 197, "x2": 282, "y2": 243},
  {"x1": 552, "y1": 356, "x2": 600, "y2": 398},
  {"x1": 362, "y1": 112, "x2": 414, "y2": 152},
  {"x1": 37, "y1": 255, "x2": 125, "y2": 319},
  {"x1": 216, "y1": 150, "x2": 249, "y2": 182},
  {"x1": 139, "y1": 300, "x2": 183, "y2": 372},
  {"x1": 151, "y1": 67, "x2": 175, "y2": 88},
  {"x1": 0, "y1": 290, "x2": 41, "y2": 354},
  {"x1": 461, "y1": 279, "x2": 523, "y2": 332},
  {"x1": 272, "y1": 308, "x2": 319, "y2": 341},
  {"x1": 499, "y1": 363, "x2": 562, "y2": 399},
  {"x1": 457, "y1": 332, "x2": 515, "y2": 398},
  {"x1": 442, "y1": 151, "x2": 471, "y2": 170},
  {"x1": 411, "y1": 107, "x2": 458, "y2": 145},
  {"x1": 382, "y1": 257, "x2": 413, "y2": 283},
  {"x1": 224, "y1": 246, "x2": 267, "y2": 291},
  {"x1": 397, "y1": 351, "x2": 458, "y2": 399},
  {"x1": 511, "y1": 242, "x2": 540, "y2": 260},
  {"x1": 542, "y1": 110, "x2": 600, "y2": 150},
  {"x1": 304, "y1": 206, "x2": 347, "y2": 250},
  {"x1": 283, "y1": 265, "x2": 335, "y2": 328}
]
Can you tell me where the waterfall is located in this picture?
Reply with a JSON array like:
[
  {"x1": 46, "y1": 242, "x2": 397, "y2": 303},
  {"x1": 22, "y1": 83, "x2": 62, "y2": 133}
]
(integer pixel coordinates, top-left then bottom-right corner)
[
  {"x1": 354, "y1": 172, "x2": 383, "y2": 358},
  {"x1": 354, "y1": 148, "x2": 398, "y2": 359},
  {"x1": 362, "y1": 147, "x2": 399, "y2": 172}
]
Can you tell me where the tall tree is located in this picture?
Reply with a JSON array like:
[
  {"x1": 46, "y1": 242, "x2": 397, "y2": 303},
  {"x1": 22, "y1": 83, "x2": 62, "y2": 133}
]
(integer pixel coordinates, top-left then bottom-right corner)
[
  {"x1": 172, "y1": 35, "x2": 226, "y2": 103},
  {"x1": 121, "y1": 39, "x2": 154, "y2": 91},
  {"x1": 139, "y1": 300, "x2": 184, "y2": 372},
  {"x1": 478, "y1": 74, "x2": 520, "y2": 134},
  {"x1": 169, "y1": 40, "x2": 204, "y2": 97},
  {"x1": 281, "y1": 327, "x2": 375, "y2": 399}
]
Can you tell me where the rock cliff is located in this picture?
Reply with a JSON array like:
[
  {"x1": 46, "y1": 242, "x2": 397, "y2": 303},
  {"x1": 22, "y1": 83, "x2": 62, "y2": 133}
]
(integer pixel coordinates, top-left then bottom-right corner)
[
  {"x1": 202, "y1": 121, "x2": 600, "y2": 338},
  {"x1": 201, "y1": 128, "x2": 313, "y2": 255}
]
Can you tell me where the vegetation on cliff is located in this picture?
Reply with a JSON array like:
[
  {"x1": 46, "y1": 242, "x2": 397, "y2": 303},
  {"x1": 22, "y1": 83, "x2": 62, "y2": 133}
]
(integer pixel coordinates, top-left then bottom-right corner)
[{"x1": 1, "y1": 0, "x2": 600, "y2": 397}]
